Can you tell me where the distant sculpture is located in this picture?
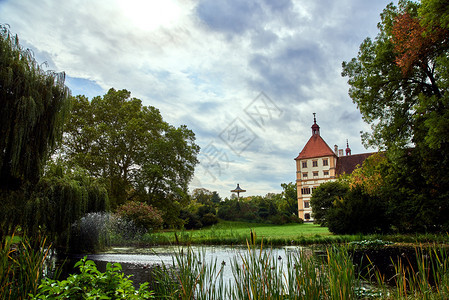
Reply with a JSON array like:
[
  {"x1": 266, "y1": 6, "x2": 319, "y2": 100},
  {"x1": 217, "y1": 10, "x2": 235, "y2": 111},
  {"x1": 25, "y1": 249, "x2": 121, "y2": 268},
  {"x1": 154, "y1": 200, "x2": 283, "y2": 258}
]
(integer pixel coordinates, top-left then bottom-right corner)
[{"x1": 231, "y1": 183, "x2": 246, "y2": 201}]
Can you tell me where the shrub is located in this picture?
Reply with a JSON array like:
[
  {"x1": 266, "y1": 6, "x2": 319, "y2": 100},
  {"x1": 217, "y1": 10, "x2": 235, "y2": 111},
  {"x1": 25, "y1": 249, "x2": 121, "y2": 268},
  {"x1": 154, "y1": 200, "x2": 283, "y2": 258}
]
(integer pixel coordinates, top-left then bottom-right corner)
[
  {"x1": 179, "y1": 209, "x2": 202, "y2": 229},
  {"x1": 31, "y1": 257, "x2": 153, "y2": 299},
  {"x1": 201, "y1": 213, "x2": 219, "y2": 227},
  {"x1": 116, "y1": 201, "x2": 163, "y2": 232}
]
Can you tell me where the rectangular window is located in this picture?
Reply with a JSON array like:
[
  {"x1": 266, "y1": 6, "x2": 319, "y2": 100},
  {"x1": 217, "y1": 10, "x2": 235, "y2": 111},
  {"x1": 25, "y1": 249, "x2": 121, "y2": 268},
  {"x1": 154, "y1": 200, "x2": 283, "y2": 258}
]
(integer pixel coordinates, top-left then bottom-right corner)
[
  {"x1": 313, "y1": 171, "x2": 319, "y2": 177},
  {"x1": 324, "y1": 170, "x2": 329, "y2": 176},
  {"x1": 301, "y1": 187, "x2": 311, "y2": 194},
  {"x1": 302, "y1": 161, "x2": 307, "y2": 168},
  {"x1": 323, "y1": 159, "x2": 328, "y2": 166},
  {"x1": 302, "y1": 172, "x2": 308, "y2": 178},
  {"x1": 312, "y1": 160, "x2": 318, "y2": 167},
  {"x1": 304, "y1": 201, "x2": 310, "y2": 208}
]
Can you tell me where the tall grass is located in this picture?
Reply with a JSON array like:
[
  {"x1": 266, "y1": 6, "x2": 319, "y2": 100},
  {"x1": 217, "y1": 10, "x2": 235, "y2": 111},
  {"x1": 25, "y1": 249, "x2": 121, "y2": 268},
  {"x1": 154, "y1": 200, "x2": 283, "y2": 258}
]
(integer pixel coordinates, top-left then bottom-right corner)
[
  {"x1": 149, "y1": 242, "x2": 449, "y2": 299},
  {"x1": 375, "y1": 245, "x2": 449, "y2": 299},
  {"x1": 0, "y1": 232, "x2": 53, "y2": 300},
  {"x1": 151, "y1": 241, "x2": 365, "y2": 299}
]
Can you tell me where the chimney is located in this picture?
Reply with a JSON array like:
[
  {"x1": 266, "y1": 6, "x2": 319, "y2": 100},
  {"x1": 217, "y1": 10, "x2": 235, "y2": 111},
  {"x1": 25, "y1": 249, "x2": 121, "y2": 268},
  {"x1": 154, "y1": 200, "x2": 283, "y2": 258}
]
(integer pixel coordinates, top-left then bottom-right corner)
[
  {"x1": 338, "y1": 149, "x2": 344, "y2": 157},
  {"x1": 334, "y1": 145, "x2": 338, "y2": 156}
]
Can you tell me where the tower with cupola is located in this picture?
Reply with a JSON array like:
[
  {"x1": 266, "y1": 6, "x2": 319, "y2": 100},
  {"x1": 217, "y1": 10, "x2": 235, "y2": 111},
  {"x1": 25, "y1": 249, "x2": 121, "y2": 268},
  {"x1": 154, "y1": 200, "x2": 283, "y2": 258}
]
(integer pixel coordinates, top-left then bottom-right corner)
[{"x1": 294, "y1": 114, "x2": 374, "y2": 221}]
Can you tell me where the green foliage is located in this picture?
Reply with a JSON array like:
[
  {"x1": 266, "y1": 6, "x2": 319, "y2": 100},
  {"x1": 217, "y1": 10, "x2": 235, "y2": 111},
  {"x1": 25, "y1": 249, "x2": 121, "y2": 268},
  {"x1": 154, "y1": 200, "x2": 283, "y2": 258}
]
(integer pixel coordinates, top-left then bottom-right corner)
[
  {"x1": 326, "y1": 185, "x2": 390, "y2": 235},
  {"x1": 32, "y1": 257, "x2": 153, "y2": 299},
  {"x1": 116, "y1": 201, "x2": 163, "y2": 232},
  {"x1": 0, "y1": 233, "x2": 53, "y2": 300},
  {"x1": 310, "y1": 181, "x2": 349, "y2": 226},
  {"x1": 0, "y1": 24, "x2": 70, "y2": 191},
  {"x1": 279, "y1": 182, "x2": 298, "y2": 216},
  {"x1": 22, "y1": 165, "x2": 109, "y2": 252},
  {"x1": 201, "y1": 213, "x2": 219, "y2": 227},
  {"x1": 342, "y1": 0, "x2": 449, "y2": 233},
  {"x1": 62, "y1": 89, "x2": 200, "y2": 215}
]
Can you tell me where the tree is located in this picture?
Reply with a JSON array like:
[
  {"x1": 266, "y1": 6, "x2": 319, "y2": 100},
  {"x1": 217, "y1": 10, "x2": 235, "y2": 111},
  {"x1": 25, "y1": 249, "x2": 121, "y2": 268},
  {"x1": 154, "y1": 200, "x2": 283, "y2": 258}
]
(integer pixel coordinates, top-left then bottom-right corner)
[
  {"x1": 191, "y1": 188, "x2": 213, "y2": 204},
  {"x1": 340, "y1": 153, "x2": 386, "y2": 196},
  {"x1": 326, "y1": 185, "x2": 390, "y2": 234},
  {"x1": 211, "y1": 191, "x2": 221, "y2": 204},
  {"x1": 62, "y1": 89, "x2": 200, "y2": 219},
  {"x1": 0, "y1": 25, "x2": 70, "y2": 190},
  {"x1": 342, "y1": 0, "x2": 449, "y2": 150},
  {"x1": 341, "y1": 0, "x2": 449, "y2": 232},
  {"x1": 279, "y1": 182, "x2": 298, "y2": 216},
  {"x1": 24, "y1": 162, "x2": 109, "y2": 251},
  {"x1": 310, "y1": 181, "x2": 349, "y2": 226},
  {"x1": 0, "y1": 25, "x2": 70, "y2": 236}
]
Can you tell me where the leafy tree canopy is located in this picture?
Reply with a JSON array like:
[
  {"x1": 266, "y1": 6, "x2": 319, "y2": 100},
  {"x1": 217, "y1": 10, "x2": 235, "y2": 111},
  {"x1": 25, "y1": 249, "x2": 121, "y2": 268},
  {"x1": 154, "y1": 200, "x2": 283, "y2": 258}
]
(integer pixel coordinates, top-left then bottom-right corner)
[
  {"x1": 0, "y1": 24, "x2": 70, "y2": 190},
  {"x1": 341, "y1": 0, "x2": 449, "y2": 232},
  {"x1": 61, "y1": 89, "x2": 200, "y2": 215},
  {"x1": 310, "y1": 181, "x2": 349, "y2": 227},
  {"x1": 342, "y1": 0, "x2": 449, "y2": 151}
]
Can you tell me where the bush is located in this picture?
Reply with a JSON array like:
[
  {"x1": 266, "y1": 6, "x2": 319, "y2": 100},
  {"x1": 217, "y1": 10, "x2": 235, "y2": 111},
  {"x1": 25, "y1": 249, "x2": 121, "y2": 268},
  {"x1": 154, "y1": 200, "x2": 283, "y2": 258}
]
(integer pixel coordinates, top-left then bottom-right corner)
[
  {"x1": 326, "y1": 185, "x2": 389, "y2": 234},
  {"x1": 201, "y1": 213, "x2": 219, "y2": 227},
  {"x1": 31, "y1": 257, "x2": 153, "y2": 299},
  {"x1": 116, "y1": 201, "x2": 163, "y2": 232},
  {"x1": 179, "y1": 209, "x2": 202, "y2": 229}
]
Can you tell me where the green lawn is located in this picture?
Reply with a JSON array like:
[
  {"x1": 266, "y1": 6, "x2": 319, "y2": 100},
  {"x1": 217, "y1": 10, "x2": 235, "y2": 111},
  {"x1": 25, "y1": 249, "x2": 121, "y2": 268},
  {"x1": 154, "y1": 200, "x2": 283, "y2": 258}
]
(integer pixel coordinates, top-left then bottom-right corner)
[
  {"x1": 135, "y1": 221, "x2": 358, "y2": 246},
  {"x1": 118, "y1": 220, "x2": 449, "y2": 247}
]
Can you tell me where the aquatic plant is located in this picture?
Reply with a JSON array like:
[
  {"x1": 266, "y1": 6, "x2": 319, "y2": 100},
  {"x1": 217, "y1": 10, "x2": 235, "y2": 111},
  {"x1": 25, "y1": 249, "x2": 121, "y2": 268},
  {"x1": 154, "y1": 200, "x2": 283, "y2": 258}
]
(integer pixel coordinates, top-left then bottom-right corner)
[
  {"x1": 32, "y1": 257, "x2": 153, "y2": 299},
  {"x1": 0, "y1": 233, "x2": 53, "y2": 300}
]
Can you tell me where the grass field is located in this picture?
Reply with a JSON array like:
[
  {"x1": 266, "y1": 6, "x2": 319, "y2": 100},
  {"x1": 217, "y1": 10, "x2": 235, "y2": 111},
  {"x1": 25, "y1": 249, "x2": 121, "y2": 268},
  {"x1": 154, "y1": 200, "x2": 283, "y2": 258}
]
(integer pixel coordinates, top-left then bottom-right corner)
[
  {"x1": 128, "y1": 221, "x2": 365, "y2": 246},
  {"x1": 112, "y1": 220, "x2": 449, "y2": 247}
]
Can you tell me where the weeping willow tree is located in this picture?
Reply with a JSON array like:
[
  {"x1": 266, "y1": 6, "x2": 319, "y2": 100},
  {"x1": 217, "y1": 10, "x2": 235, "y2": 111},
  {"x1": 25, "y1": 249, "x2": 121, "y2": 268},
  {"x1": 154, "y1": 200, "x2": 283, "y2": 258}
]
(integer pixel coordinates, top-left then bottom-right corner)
[
  {"x1": 24, "y1": 164, "x2": 109, "y2": 252},
  {"x1": 0, "y1": 25, "x2": 71, "y2": 236},
  {"x1": 0, "y1": 24, "x2": 70, "y2": 189}
]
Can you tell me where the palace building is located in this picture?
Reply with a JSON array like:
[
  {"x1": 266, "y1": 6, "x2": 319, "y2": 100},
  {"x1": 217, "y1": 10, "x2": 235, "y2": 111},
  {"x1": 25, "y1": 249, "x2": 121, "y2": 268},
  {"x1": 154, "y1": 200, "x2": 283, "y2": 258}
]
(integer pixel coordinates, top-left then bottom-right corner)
[{"x1": 294, "y1": 114, "x2": 372, "y2": 221}]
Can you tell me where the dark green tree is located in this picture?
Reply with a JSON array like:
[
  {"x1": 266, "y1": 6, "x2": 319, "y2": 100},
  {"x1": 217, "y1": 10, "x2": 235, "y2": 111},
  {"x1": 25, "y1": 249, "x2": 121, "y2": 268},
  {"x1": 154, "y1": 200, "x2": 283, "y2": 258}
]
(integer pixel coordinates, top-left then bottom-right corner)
[
  {"x1": 310, "y1": 181, "x2": 349, "y2": 226},
  {"x1": 25, "y1": 162, "x2": 109, "y2": 251},
  {"x1": 0, "y1": 25, "x2": 70, "y2": 236},
  {"x1": 211, "y1": 191, "x2": 221, "y2": 204},
  {"x1": 326, "y1": 185, "x2": 390, "y2": 234},
  {"x1": 342, "y1": 0, "x2": 449, "y2": 232},
  {"x1": 191, "y1": 188, "x2": 213, "y2": 205},
  {"x1": 62, "y1": 89, "x2": 200, "y2": 226},
  {"x1": 0, "y1": 25, "x2": 70, "y2": 190},
  {"x1": 279, "y1": 182, "x2": 298, "y2": 216}
]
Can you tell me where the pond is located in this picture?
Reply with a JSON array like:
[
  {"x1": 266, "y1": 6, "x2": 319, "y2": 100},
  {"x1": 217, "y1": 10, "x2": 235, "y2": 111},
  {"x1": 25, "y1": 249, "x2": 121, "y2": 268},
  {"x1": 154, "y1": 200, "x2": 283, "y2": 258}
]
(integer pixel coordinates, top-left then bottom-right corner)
[
  {"x1": 58, "y1": 243, "x2": 433, "y2": 297},
  {"x1": 61, "y1": 245, "x2": 305, "y2": 287}
]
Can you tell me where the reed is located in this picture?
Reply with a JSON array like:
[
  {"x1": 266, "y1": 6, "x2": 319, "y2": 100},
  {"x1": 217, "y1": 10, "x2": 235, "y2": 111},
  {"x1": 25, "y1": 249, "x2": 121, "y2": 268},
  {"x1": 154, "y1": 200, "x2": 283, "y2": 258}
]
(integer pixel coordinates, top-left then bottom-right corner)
[
  {"x1": 380, "y1": 245, "x2": 449, "y2": 299},
  {"x1": 0, "y1": 232, "x2": 53, "y2": 300}
]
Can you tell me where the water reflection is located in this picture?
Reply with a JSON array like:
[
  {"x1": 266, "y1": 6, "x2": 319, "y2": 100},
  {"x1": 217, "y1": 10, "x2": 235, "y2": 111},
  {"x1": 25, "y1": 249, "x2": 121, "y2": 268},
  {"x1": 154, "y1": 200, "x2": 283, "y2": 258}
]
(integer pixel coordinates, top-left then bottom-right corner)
[{"x1": 64, "y1": 245, "x2": 304, "y2": 287}]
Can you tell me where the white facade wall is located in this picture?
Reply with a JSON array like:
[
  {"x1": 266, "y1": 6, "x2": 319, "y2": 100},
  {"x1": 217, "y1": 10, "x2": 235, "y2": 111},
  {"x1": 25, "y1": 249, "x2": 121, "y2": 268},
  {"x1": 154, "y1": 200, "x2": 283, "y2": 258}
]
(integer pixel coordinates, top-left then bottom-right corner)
[{"x1": 296, "y1": 155, "x2": 337, "y2": 221}]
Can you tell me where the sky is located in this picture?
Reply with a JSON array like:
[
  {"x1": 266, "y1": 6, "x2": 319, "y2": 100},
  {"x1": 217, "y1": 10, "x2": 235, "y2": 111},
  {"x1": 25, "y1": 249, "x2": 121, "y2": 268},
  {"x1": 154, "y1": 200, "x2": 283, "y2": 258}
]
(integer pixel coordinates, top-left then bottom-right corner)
[{"x1": 0, "y1": 0, "x2": 397, "y2": 199}]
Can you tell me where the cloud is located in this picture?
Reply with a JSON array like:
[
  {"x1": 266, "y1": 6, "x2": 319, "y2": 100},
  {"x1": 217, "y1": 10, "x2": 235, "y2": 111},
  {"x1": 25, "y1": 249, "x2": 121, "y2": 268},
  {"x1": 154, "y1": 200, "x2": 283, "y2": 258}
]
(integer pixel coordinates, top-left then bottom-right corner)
[{"x1": 0, "y1": 0, "x2": 396, "y2": 198}]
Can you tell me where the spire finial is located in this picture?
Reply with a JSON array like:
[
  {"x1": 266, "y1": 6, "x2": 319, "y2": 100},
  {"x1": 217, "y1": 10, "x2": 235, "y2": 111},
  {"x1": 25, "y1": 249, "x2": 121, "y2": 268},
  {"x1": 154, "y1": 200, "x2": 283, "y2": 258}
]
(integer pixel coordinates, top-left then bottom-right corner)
[
  {"x1": 345, "y1": 139, "x2": 351, "y2": 156},
  {"x1": 311, "y1": 113, "x2": 320, "y2": 136}
]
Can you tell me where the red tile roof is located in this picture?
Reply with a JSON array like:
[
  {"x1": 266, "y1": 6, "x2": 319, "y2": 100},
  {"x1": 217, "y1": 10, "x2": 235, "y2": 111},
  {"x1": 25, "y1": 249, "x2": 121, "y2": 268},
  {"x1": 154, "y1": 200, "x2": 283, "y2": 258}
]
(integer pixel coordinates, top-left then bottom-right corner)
[
  {"x1": 295, "y1": 134, "x2": 336, "y2": 160},
  {"x1": 336, "y1": 153, "x2": 374, "y2": 175}
]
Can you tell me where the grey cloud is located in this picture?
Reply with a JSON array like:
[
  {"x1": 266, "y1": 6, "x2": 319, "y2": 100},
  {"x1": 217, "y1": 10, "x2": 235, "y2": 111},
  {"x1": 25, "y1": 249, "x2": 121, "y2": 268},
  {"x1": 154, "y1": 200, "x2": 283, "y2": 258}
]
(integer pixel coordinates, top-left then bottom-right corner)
[{"x1": 195, "y1": 0, "x2": 263, "y2": 34}]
